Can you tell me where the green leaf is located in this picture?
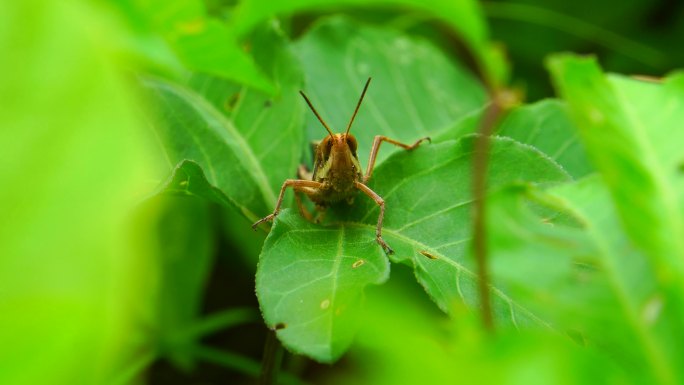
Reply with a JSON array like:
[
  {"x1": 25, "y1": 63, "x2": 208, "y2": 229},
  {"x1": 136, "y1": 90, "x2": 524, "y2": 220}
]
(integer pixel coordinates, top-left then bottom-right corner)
[
  {"x1": 230, "y1": 0, "x2": 508, "y2": 85},
  {"x1": 186, "y1": 24, "x2": 305, "y2": 199},
  {"x1": 144, "y1": 79, "x2": 271, "y2": 221},
  {"x1": 294, "y1": 16, "x2": 487, "y2": 165},
  {"x1": 174, "y1": 20, "x2": 275, "y2": 93},
  {"x1": 158, "y1": 160, "x2": 236, "y2": 207},
  {"x1": 0, "y1": 1, "x2": 158, "y2": 384},
  {"x1": 347, "y1": 270, "x2": 627, "y2": 385},
  {"x1": 547, "y1": 55, "x2": 684, "y2": 297},
  {"x1": 145, "y1": 24, "x2": 304, "y2": 224},
  {"x1": 257, "y1": 136, "x2": 570, "y2": 362},
  {"x1": 487, "y1": 177, "x2": 684, "y2": 384},
  {"x1": 256, "y1": 210, "x2": 390, "y2": 362},
  {"x1": 497, "y1": 99, "x2": 593, "y2": 179},
  {"x1": 144, "y1": 195, "x2": 215, "y2": 370},
  {"x1": 116, "y1": 0, "x2": 274, "y2": 92}
]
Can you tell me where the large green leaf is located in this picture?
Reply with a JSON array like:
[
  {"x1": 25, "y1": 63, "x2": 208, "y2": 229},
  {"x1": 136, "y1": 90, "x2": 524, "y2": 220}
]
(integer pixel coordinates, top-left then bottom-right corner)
[
  {"x1": 294, "y1": 16, "x2": 487, "y2": 165},
  {"x1": 548, "y1": 55, "x2": 684, "y2": 298},
  {"x1": 497, "y1": 99, "x2": 593, "y2": 179},
  {"x1": 0, "y1": 1, "x2": 157, "y2": 384},
  {"x1": 487, "y1": 177, "x2": 684, "y2": 384},
  {"x1": 257, "y1": 136, "x2": 570, "y2": 362},
  {"x1": 230, "y1": 0, "x2": 507, "y2": 85}
]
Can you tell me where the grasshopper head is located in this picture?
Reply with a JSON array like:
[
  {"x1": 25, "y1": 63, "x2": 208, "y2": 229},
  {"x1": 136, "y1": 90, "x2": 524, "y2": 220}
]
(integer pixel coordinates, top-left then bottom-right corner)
[
  {"x1": 313, "y1": 133, "x2": 361, "y2": 183},
  {"x1": 300, "y1": 78, "x2": 371, "y2": 185}
]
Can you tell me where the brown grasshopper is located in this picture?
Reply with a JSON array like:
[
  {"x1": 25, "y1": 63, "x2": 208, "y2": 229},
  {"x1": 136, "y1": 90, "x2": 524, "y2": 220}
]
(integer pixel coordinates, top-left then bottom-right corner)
[{"x1": 251, "y1": 78, "x2": 430, "y2": 253}]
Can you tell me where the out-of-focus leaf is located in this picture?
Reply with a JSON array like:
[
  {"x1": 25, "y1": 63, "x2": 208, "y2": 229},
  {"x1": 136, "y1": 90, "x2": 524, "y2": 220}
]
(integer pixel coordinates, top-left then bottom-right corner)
[
  {"x1": 331, "y1": 268, "x2": 626, "y2": 385},
  {"x1": 294, "y1": 16, "x2": 487, "y2": 165},
  {"x1": 257, "y1": 136, "x2": 570, "y2": 362},
  {"x1": 0, "y1": 1, "x2": 157, "y2": 384},
  {"x1": 142, "y1": 196, "x2": 215, "y2": 370},
  {"x1": 548, "y1": 55, "x2": 684, "y2": 298},
  {"x1": 115, "y1": 0, "x2": 274, "y2": 92},
  {"x1": 487, "y1": 177, "x2": 684, "y2": 384},
  {"x1": 230, "y1": 0, "x2": 508, "y2": 85},
  {"x1": 497, "y1": 99, "x2": 593, "y2": 179}
]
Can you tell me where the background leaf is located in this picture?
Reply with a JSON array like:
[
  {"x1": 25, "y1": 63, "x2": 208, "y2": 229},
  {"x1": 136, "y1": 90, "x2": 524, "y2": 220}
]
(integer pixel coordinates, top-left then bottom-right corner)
[
  {"x1": 230, "y1": 0, "x2": 507, "y2": 86},
  {"x1": 143, "y1": 196, "x2": 215, "y2": 370},
  {"x1": 186, "y1": 24, "x2": 306, "y2": 203},
  {"x1": 116, "y1": 0, "x2": 274, "y2": 92},
  {"x1": 294, "y1": 16, "x2": 487, "y2": 165},
  {"x1": 144, "y1": 79, "x2": 271, "y2": 220},
  {"x1": 496, "y1": 99, "x2": 593, "y2": 179}
]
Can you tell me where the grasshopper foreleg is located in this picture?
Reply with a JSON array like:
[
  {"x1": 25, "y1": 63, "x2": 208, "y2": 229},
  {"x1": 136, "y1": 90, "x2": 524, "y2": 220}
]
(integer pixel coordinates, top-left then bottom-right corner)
[
  {"x1": 252, "y1": 179, "x2": 323, "y2": 230},
  {"x1": 355, "y1": 181, "x2": 393, "y2": 254}
]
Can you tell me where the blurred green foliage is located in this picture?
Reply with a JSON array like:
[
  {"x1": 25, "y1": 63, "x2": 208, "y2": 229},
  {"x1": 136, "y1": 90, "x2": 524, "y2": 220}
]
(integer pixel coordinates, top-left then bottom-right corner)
[{"x1": 1, "y1": 0, "x2": 683, "y2": 384}]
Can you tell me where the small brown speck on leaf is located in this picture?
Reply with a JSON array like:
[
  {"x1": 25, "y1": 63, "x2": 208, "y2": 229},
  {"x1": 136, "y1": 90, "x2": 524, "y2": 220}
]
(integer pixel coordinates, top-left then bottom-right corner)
[
  {"x1": 274, "y1": 322, "x2": 287, "y2": 330},
  {"x1": 224, "y1": 92, "x2": 240, "y2": 111},
  {"x1": 419, "y1": 250, "x2": 437, "y2": 260}
]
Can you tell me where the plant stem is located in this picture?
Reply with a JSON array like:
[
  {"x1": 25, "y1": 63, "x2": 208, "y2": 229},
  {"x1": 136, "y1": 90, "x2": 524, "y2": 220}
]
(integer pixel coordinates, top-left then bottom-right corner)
[
  {"x1": 472, "y1": 90, "x2": 517, "y2": 332},
  {"x1": 194, "y1": 345, "x2": 307, "y2": 385},
  {"x1": 259, "y1": 329, "x2": 284, "y2": 385}
]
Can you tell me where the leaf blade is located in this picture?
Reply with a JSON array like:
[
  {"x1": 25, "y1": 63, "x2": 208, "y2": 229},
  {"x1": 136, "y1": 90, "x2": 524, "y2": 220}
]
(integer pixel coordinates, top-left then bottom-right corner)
[
  {"x1": 547, "y1": 55, "x2": 684, "y2": 296},
  {"x1": 144, "y1": 78, "x2": 276, "y2": 221},
  {"x1": 257, "y1": 136, "x2": 570, "y2": 362}
]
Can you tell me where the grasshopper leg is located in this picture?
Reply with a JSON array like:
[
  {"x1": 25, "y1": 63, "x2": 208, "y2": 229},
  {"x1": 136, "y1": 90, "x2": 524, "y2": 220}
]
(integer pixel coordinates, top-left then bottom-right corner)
[
  {"x1": 363, "y1": 135, "x2": 431, "y2": 183},
  {"x1": 252, "y1": 179, "x2": 323, "y2": 230},
  {"x1": 294, "y1": 191, "x2": 315, "y2": 222},
  {"x1": 355, "y1": 181, "x2": 393, "y2": 254}
]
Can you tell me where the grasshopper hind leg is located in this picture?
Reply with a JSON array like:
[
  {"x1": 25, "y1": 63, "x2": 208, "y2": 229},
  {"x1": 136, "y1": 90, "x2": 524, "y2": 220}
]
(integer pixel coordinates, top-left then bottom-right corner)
[{"x1": 294, "y1": 191, "x2": 314, "y2": 222}]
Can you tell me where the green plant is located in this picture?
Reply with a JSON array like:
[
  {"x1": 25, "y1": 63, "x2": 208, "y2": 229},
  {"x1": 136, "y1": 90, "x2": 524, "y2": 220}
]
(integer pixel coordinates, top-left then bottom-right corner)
[{"x1": 2, "y1": 0, "x2": 683, "y2": 384}]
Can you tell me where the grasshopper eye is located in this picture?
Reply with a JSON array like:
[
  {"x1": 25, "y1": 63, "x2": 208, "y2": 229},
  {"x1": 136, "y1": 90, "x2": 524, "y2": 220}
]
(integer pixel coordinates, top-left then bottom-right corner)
[
  {"x1": 319, "y1": 136, "x2": 333, "y2": 160},
  {"x1": 345, "y1": 135, "x2": 358, "y2": 157}
]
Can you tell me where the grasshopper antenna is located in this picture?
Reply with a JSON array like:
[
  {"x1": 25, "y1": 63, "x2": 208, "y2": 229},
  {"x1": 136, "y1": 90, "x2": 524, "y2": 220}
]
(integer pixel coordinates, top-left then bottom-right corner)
[
  {"x1": 345, "y1": 77, "x2": 371, "y2": 136},
  {"x1": 300, "y1": 90, "x2": 334, "y2": 139}
]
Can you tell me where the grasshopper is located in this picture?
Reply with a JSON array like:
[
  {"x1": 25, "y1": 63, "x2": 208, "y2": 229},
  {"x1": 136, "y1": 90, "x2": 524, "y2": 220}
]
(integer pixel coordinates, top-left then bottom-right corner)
[{"x1": 251, "y1": 78, "x2": 430, "y2": 253}]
